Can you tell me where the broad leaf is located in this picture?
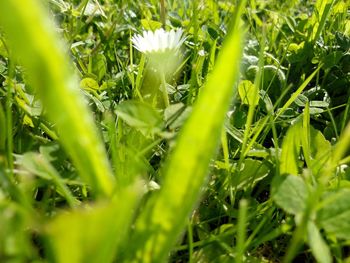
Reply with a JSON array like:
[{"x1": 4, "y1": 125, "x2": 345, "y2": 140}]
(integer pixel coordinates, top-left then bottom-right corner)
[
  {"x1": 272, "y1": 175, "x2": 308, "y2": 215},
  {"x1": 115, "y1": 100, "x2": 163, "y2": 136},
  {"x1": 238, "y1": 80, "x2": 259, "y2": 106},
  {"x1": 317, "y1": 189, "x2": 350, "y2": 240},
  {"x1": 309, "y1": 127, "x2": 331, "y2": 175}
]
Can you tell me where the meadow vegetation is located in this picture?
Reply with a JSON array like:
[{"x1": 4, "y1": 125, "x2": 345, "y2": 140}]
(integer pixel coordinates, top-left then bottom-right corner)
[{"x1": 0, "y1": 0, "x2": 350, "y2": 262}]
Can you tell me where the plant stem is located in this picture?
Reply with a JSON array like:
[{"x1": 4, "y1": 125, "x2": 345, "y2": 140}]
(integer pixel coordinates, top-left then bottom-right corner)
[
  {"x1": 160, "y1": 0, "x2": 166, "y2": 28},
  {"x1": 160, "y1": 71, "x2": 170, "y2": 108},
  {"x1": 236, "y1": 199, "x2": 248, "y2": 263},
  {"x1": 6, "y1": 58, "x2": 14, "y2": 176}
]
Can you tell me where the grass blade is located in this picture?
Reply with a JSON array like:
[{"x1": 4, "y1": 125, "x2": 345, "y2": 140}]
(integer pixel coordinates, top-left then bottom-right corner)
[
  {"x1": 275, "y1": 65, "x2": 322, "y2": 121},
  {"x1": 0, "y1": 0, "x2": 115, "y2": 196},
  {"x1": 124, "y1": 2, "x2": 246, "y2": 262},
  {"x1": 236, "y1": 199, "x2": 248, "y2": 263},
  {"x1": 46, "y1": 182, "x2": 142, "y2": 263}
]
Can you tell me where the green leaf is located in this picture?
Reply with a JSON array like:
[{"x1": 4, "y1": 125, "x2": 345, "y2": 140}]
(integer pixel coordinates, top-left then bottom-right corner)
[
  {"x1": 19, "y1": 152, "x2": 78, "y2": 207},
  {"x1": 164, "y1": 103, "x2": 191, "y2": 130},
  {"x1": 309, "y1": 127, "x2": 331, "y2": 175},
  {"x1": 287, "y1": 42, "x2": 306, "y2": 63},
  {"x1": 259, "y1": 89, "x2": 273, "y2": 113},
  {"x1": 92, "y1": 53, "x2": 107, "y2": 82},
  {"x1": 140, "y1": 19, "x2": 163, "y2": 31},
  {"x1": 272, "y1": 175, "x2": 308, "y2": 215},
  {"x1": 238, "y1": 80, "x2": 259, "y2": 106},
  {"x1": 280, "y1": 120, "x2": 302, "y2": 175},
  {"x1": 322, "y1": 51, "x2": 343, "y2": 69},
  {"x1": 229, "y1": 159, "x2": 269, "y2": 189},
  {"x1": 309, "y1": 101, "x2": 329, "y2": 108},
  {"x1": 115, "y1": 100, "x2": 163, "y2": 135},
  {"x1": 240, "y1": 159, "x2": 270, "y2": 184},
  {"x1": 307, "y1": 221, "x2": 332, "y2": 263},
  {"x1": 309, "y1": 107, "x2": 324, "y2": 115},
  {"x1": 294, "y1": 94, "x2": 309, "y2": 107},
  {"x1": 80, "y1": 78, "x2": 100, "y2": 91},
  {"x1": 317, "y1": 189, "x2": 350, "y2": 240},
  {"x1": 0, "y1": 60, "x2": 6, "y2": 74}
]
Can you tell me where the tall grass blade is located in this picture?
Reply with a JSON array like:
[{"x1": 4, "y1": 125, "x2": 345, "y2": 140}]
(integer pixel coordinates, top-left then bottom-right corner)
[
  {"x1": 280, "y1": 120, "x2": 302, "y2": 176},
  {"x1": 236, "y1": 199, "x2": 248, "y2": 262},
  {"x1": 0, "y1": 103, "x2": 6, "y2": 154},
  {"x1": 124, "y1": 1, "x2": 246, "y2": 262},
  {"x1": 47, "y1": 182, "x2": 142, "y2": 263},
  {"x1": 310, "y1": 0, "x2": 335, "y2": 43},
  {"x1": 328, "y1": 122, "x2": 350, "y2": 174},
  {"x1": 275, "y1": 65, "x2": 322, "y2": 121},
  {"x1": 0, "y1": 0, "x2": 115, "y2": 196}
]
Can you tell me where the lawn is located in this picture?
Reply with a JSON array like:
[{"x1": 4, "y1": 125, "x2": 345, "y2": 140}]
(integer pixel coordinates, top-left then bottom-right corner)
[{"x1": 0, "y1": 0, "x2": 350, "y2": 262}]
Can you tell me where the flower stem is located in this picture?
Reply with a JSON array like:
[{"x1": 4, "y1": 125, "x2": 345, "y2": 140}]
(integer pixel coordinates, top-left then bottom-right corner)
[
  {"x1": 160, "y1": 71, "x2": 170, "y2": 108},
  {"x1": 160, "y1": 0, "x2": 166, "y2": 28}
]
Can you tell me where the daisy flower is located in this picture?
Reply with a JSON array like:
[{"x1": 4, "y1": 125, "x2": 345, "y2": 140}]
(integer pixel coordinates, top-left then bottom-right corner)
[
  {"x1": 131, "y1": 28, "x2": 185, "y2": 72},
  {"x1": 131, "y1": 28, "x2": 186, "y2": 107},
  {"x1": 131, "y1": 28, "x2": 185, "y2": 54}
]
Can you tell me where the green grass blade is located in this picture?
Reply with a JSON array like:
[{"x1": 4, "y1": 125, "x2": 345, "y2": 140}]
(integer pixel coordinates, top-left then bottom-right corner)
[
  {"x1": 307, "y1": 221, "x2": 332, "y2": 263},
  {"x1": 124, "y1": 2, "x2": 245, "y2": 262},
  {"x1": 46, "y1": 182, "x2": 142, "y2": 263},
  {"x1": 275, "y1": 65, "x2": 322, "y2": 121},
  {"x1": 0, "y1": 0, "x2": 115, "y2": 196},
  {"x1": 327, "y1": 122, "x2": 350, "y2": 175},
  {"x1": 236, "y1": 199, "x2": 249, "y2": 263},
  {"x1": 310, "y1": 0, "x2": 335, "y2": 44},
  {"x1": 280, "y1": 120, "x2": 302, "y2": 176},
  {"x1": 301, "y1": 103, "x2": 312, "y2": 169},
  {"x1": 0, "y1": 102, "x2": 6, "y2": 153}
]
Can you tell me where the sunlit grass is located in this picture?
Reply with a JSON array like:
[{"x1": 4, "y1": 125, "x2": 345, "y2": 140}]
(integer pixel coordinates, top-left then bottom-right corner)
[{"x1": 0, "y1": 0, "x2": 349, "y2": 262}]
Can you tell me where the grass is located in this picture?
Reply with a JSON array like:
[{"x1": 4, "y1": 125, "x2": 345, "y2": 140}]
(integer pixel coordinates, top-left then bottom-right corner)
[{"x1": 0, "y1": 0, "x2": 350, "y2": 262}]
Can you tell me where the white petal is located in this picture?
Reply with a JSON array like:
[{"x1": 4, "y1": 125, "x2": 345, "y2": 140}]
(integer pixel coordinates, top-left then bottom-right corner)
[
  {"x1": 160, "y1": 30, "x2": 167, "y2": 51},
  {"x1": 168, "y1": 29, "x2": 176, "y2": 49},
  {"x1": 131, "y1": 28, "x2": 185, "y2": 54}
]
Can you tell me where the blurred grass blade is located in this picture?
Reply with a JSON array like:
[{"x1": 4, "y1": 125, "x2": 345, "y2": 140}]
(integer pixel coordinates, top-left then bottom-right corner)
[
  {"x1": 307, "y1": 221, "x2": 331, "y2": 263},
  {"x1": 0, "y1": 103, "x2": 6, "y2": 151},
  {"x1": 327, "y1": 122, "x2": 350, "y2": 175},
  {"x1": 125, "y1": 2, "x2": 245, "y2": 262},
  {"x1": 236, "y1": 199, "x2": 248, "y2": 263},
  {"x1": 0, "y1": 0, "x2": 115, "y2": 196},
  {"x1": 47, "y1": 182, "x2": 142, "y2": 263},
  {"x1": 301, "y1": 103, "x2": 312, "y2": 169},
  {"x1": 310, "y1": 0, "x2": 335, "y2": 43}
]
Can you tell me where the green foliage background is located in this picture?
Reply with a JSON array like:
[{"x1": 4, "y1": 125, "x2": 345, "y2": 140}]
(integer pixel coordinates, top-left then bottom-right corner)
[{"x1": 0, "y1": 0, "x2": 349, "y2": 262}]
